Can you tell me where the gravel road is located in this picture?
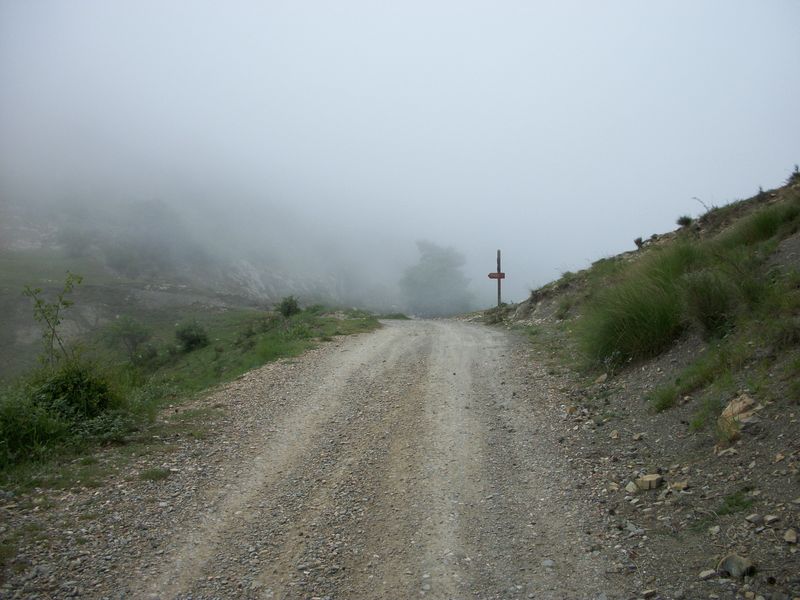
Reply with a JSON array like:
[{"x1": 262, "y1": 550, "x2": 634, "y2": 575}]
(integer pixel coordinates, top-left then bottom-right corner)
[{"x1": 4, "y1": 320, "x2": 623, "y2": 599}]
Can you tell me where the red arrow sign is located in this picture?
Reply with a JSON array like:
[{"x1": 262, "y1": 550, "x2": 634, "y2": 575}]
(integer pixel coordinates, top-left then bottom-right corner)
[{"x1": 488, "y1": 272, "x2": 505, "y2": 279}]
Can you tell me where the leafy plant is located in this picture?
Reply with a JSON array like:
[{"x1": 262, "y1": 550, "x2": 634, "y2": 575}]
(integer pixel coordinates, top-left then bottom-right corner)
[
  {"x1": 175, "y1": 321, "x2": 209, "y2": 352},
  {"x1": 0, "y1": 388, "x2": 69, "y2": 468},
  {"x1": 22, "y1": 272, "x2": 83, "y2": 365},
  {"x1": 278, "y1": 295, "x2": 301, "y2": 317},
  {"x1": 106, "y1": 316, "x2": 152, "y2": 362},
  {"x1": 30, "y1": 359, "x2": 120, "y2": 421}
]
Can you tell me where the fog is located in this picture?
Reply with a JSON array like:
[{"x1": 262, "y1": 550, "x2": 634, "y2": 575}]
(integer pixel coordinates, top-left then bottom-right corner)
[{"x1": 2, "y1": 1, "x2": 799, "y2": 311}]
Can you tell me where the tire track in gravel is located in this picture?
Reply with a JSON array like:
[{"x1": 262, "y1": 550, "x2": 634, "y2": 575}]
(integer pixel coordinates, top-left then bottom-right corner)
[
  {"x1": 137, "y1": 324, "x2": 423, "y2": 598},
  {"x1": 131, "y1": 319, "x2": 620, "y2": 600}
]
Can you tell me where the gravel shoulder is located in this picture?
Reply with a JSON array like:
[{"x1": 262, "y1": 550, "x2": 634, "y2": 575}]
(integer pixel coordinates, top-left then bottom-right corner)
[{"x1": 2, "y1": 319, "x2": 627, "y2": 599}]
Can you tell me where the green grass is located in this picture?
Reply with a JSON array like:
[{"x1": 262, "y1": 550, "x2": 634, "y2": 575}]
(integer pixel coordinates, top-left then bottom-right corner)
[
  {"x1": 716, "y1": 488, "x2": 754, "y2": 515},
  {"x1": 139, "y1": 467, "x2": 171, "y2": 481},
  {"x1": 578, "y1": 243, "x2": 703, "y2": 367},
  {"x1": 0, "y1": 305, "x2": 380, "y2": 487},
  {"x1": 650, "y1": 384, "x2": 680, "y2": 412},
  {"x1": 689, "y1": 372, "x2": 735, "y2": 431},
  {"x1": 718, "y1": 198, "x2": 800, "y2": 248},
  {"x1": 577, "y1": 193, "x2": 800, "y2": 370},
  {"x1": 691, "y1": 487, "x2": 754, "y2": 531}
]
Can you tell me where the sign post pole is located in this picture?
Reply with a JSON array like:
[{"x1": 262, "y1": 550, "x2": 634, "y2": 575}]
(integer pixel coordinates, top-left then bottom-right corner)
[
  {"x1": 496, "y1": 249, "x2": 501, "y2": 308},
  {"x1": 488, "y1": 251, "x2": 505, "y2": 309}
]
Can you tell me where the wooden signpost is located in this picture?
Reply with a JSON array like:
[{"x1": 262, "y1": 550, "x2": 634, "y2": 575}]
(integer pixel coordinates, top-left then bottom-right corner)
[{"x1": 488, "y1": 249, "x2": 505, "y2": 308}]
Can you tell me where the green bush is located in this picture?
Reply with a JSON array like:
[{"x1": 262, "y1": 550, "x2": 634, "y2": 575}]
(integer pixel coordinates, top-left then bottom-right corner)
[
  {"x1": 106, "y1": 316, "x2": 151, "y2": 361},
  {"x1": 175, "y1": 321, "x2": 209, "y2": 352},
  {"x1": 278, "y1": 296, "x2": 301, "y2": 317},
  {"x1": 650, "y1": 384, "x2": 679, "y2": 412},
  {"x1": 681, "y1": 269, "x2": 736, "y2": 338},
  {"x1": 0, "y1": 389, "x2": 70, "y2": 468},
  {"x1": 30, "y1": 360, "x2": 121, "y2": 421}
]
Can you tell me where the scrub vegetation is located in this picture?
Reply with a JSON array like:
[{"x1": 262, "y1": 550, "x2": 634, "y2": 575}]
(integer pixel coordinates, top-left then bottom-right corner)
[
  {"x1": 0, "y1": 285, "x2": 379, "y2": 480},
  {"x1": 511, "y1": 175, "x2": 800, "y2": 437}
]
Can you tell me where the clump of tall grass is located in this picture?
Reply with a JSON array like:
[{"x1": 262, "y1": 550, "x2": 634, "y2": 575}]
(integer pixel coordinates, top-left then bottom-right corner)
[
  {"x1": 718, "y1": 197, "x2": 800, "y2": 248},
  {"x1": 578, "y1": 243, "x2": 702, "y2": 366},
  {"x1": 681, "y1": 269, "x2": 736, "y2": 338},
  {"x1": 579, "y1": 195, "x2": 800, "y2": 369}
]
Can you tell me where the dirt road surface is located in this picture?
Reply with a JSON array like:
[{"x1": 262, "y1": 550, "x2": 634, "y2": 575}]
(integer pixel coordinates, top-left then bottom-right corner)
[{"x1": 6, "y1": 320, "x2": 626, "y2": 599}]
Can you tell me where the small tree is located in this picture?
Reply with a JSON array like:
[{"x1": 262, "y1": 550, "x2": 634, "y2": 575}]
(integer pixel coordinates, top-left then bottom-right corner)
[
  {"x1": 278, "y1": 296, "x2": 301, "y2": 317},
  {"x1": 107, "y1": 316, "x2": 151, "y2": 362},
  {"x1": 175, "y1": 321, "x2": 209, "y2": 352},
  {"x1": 23, "y1": 271, "x2": 83, "y2": 365},
  {"x1": 399, "y1": 241, "x2": 473, "y2": 317}
]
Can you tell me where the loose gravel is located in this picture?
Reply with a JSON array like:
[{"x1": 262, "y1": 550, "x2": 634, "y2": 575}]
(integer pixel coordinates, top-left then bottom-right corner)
[{"x1": 2, "y1": 320, "x2": 626, "y2": 599}]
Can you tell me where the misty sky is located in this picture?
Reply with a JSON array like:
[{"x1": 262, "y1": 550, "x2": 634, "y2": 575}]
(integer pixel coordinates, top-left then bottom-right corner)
[{"x1": 1, "y1": 1, "x2": 799, "y2": 303}]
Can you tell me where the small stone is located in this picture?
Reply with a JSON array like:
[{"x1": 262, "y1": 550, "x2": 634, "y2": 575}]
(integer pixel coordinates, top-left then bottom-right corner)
[
  {"x1": 745, "y1": 514, "x2": 763, "y2": 525},
  {"x1": 717, "y1": 554, "x2": 755, "y2": 578},
  {"x1": 635, "y1": 474, "x2": 663, "y2": 490},
  {"x1": 784, "y1": 528, "x2": 797, "y2": 544},
  {"x1": 625, "y1": 481, "x2": 639, "y2": 494},
  {"x1": 699, "y1": 569, "x2": 716, "y2": 580},
  {"x1": 763, "y1": 515, "x2": 779, "y2": 525}
]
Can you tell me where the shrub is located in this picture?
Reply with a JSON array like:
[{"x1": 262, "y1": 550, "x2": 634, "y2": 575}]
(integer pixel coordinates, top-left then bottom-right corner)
[
  {"x1": 676, "y1": 215, "x2": 693, "y2": 227},
  {"x1": 681, "y1": 269, "x2": 736, "y2": 338},
  {"x1": 650, "y1": 384, "x2": 679, "y2": 412},
  {"x1": 555, "y1": 296, "x2": 574, "y2": 320},
  {"x1": 175, "y1": 321, "x2": 209, "y2": 352},
  {"x1": 789, "y1": 164, "x2": 800, "y2": 185},
  {"x1": 134, "y1": 343, "x2": 159, "y2": 367},
  {"x1": 278, "y1": 296, "x2": 301, "y2": 317},
  {"x1": 107, "y1": 316, "x2": 151, "y2": 361},
  {"x1": 0, "y1": 388, "x2": 70, "y2": 468},
  {"x1": 30, "y1": 359, "x2": 121, "y2": 421},
  {"x1": 578, "y1": 244, "x2": 701, "y2": 366}
]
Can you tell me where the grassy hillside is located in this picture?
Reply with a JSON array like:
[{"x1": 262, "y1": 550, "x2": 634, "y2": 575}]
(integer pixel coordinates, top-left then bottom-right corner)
[{"x1": 500, "y1": 170, "x2": 800, "y2": 434}]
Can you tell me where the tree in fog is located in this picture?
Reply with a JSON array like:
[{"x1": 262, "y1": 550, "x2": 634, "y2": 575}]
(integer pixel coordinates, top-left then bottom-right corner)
[{"x1": 399, "y1": 241, "x2": 473, "y2": 317}]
